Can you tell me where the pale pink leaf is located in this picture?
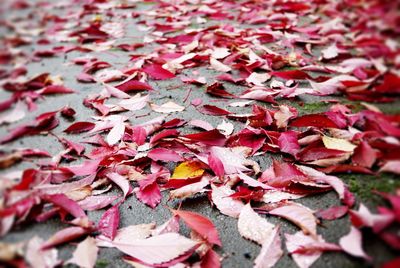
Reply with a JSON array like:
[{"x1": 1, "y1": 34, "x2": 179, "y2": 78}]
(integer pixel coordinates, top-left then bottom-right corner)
[
  {"x1": 150, "y1": 101, "x2": 185, "y2": 114},
  {"x1": 269, "y1": 203, "x2": 317, "y2": 235},
  {"x1": 106, "y1": 172, "x2": 132, "y2": 198},
  {"x1": 339, "y1": 226, "x2": 371, "y2": 261},
  {"x1": 113, "y1": 233, "x2": 198, "y2": 265},
  {"x1": 26, "y1": 236, "x2": 59, "y2": 268},
  {"x1": 68, "y1": 236, "x2": 98, "y2": 268},
  {"x1": 285, "y1": 231, "x2": 324, "y2": 268},
  {"x1": 107, "y1": 121, "x2": 125, "y2": 145},
  {"x1": 238, "y1": 204, "x2": 275, "y2": 245},
  {"x1": 254, "y1": 226, "x2": 283, "y2": 268},
  {"x1": 379, "y1": 160, "x2": 400, "y2": 175}
]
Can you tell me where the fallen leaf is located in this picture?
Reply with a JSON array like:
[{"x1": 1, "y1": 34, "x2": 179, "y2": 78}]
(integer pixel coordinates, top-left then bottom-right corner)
[
  {"x1": 67, "y1": 236, "x2": 98, "y2": 268},
  {"x1": 238, "y1": 204, "x2": 275, "y2": 245},
  {"x1": 171, "y1": 161, "x2": 205, "y2": 179},
  {"x1": 113, "y1": 233, "x2": 198, "y2": 265},
  {"x1": 339, "y1": 226, "x2": 371, "y2": 261},
  {"x1": 171, "y1": 209, "x2": 221, "y2": 246}
]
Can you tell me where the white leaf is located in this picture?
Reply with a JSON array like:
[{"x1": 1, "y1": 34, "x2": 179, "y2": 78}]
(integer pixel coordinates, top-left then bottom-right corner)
[
  {"x1": 211, "y1": 47, "x2": 230, "y2": 59},
  {"x1": 217, "y1": 120, "x2": 234, "y2": 135},
  {"x1": 321, "y1": 44, "x2": 339, "y2": 60},
  {"x1": 150, "y1": 101, "x2": 185, "y2": 114},
  {"x1": 113, "y1": 233, "x2": 198, "y2": 265},
  {"x1": 107, "y1": 121, "x2": 125, "y2": 145},
  {"x1": 210, "y1": 57, "x2": 231, "y2": 72},
  {"x1": 68, "y1": 237, "x2": 98, "y2": 268},
  {"x1": 238, "y1": 204, "x2": 275, "y2": 245},
  {"x1": 118, "y1": 94, "x2": 149, "y2": 111},
  {"x1": 246, "y1": 72, "x2": 270, "y2": 86},
  {"x1": 97, "y1": 223, "x2": 155, "y2": 248},
  {"x1": 211, "y1": 184, "x2": 244, "y2": 218}
]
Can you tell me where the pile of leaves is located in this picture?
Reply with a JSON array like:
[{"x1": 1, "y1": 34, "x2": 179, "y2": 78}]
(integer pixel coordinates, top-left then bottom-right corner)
[{"x1": 0, "y1": 0, "x2": 399, "y2": 267}]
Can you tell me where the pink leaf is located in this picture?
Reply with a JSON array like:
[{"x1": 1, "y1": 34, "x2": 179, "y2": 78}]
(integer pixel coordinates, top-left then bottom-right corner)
[
  {"x1": 208, "y1": 152, "x2": 225, "y2": 177},
  {"x1": 78, "y1": 195, "x2": 118, "y2": 211},
  {"x1": 135, "y1": 174, "x2": 162, "y2": 208},
  {"x1": 41, "y1": 193, "x2": 86, "y2": 219},
  {"x1": 98, "y1": 204, "x2": 120, "y2": 240},
  {"x1": 254, "y1": 226, "x2": 283, "y2": 268},
  {"x1": 316, "y1": 206, "x2": 348, "y2": 220},
  {"x1": 171, "y1": 209, "x2": 222, "y2": 246},
  {"x1": 379, "y1": 160, "x2": 400, "y2": 175},
  {"x1": 67, "y1": 159, "x2": 101, "y2": 176},
  {"x1": 148, "y1": 148, "x2": 183, "y2": 162},
  {"x1": 200, "y1": 249, "x2": 221, "y2": 268},
  {"x1": 339, "y1": 226, "x2": 371, "y2": 261},
  {"x1": 349, "y1": 203, "x2": 394, "y2": 233},
  {"x1": 42, "y1": 227, "x2": 88, "y2": 250},
  {"x1": 26, "y1": 236, "x2": 59, "y2": 268},
  {"x1": 285, "y1": 231, "x2": 326, "y2": 268},
  {"x1": 278, "y1": 131, "x2": 300, "y2": 156},
  {"x1": 352, "y1": 141, "x2": 377, "y2": 168},
  {"x1": 106, "y1": 172, "x2": 132, "y2": 198}
]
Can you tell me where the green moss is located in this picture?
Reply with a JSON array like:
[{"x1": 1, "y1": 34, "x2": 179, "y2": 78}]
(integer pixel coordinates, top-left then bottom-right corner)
[
  {"x1": 342, "y1": 173, "x2": 400, "y2": 203},
  {"x1": 95, "y1": 259, "x2": 109, "y2": 268}
]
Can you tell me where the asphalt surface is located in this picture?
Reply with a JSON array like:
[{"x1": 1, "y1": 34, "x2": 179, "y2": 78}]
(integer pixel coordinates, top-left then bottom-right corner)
[{"x1": 0, "y1": 1, "x2": 399, "y2": 268}]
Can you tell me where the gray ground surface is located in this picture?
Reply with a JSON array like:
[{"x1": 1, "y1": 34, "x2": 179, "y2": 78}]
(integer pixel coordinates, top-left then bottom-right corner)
[{"x1": 0, "y1": 1, "x2": 399, "y2": 268}]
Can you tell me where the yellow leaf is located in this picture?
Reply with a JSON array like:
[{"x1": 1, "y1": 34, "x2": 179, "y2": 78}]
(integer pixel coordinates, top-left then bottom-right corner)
[
  {"x1": 171, "y1": 161, "x2": 204, "y2": 179},
  {"x1": 322, "y1": 136, "x2": 356, "y2": 152}
]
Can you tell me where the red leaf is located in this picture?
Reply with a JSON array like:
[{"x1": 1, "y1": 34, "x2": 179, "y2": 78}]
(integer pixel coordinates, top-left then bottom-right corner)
[
  {"x1": 143, "y1": 64, "x2": 175, "y2": 80},
  {"x1": 64, "y1": 121, "x2": 95, "y2": 133},
  {"x1": 208, "y1": 152, "x2": 225, "y2": 177},
  {"x1": 184, "y1": 129, "x2": 226, "y2": 146},
  {"x1": 171, "y1": 209, "x2": 222, "y2": 246},
  {"x1": 39, "y1": 85, "x2": 75, "y2": 95},
  {"x1": 290, "y1": 114, "x2": 339, "y2": 128},
  {"x1": 197, "y1": 105, "x2": 231, "y2": 116},
  {"x1": 352, "y1": 141, "x2": 377, "y2": 168},
  {"x1": 115, "y1": 80, "x2": 153, "y2": 92},
  {"x1": 148, "y1": 148, "x2": 183, "y2": 162},
  {"x1": 98, "y1": 204, "x2": 120, "y2": 240},
  {"x1": 271, "y1": 70, "x2": 311, "y2": 80},
  {"x1": 382, "y1": 258, "x2": 400, "y2": 268},
  {"x1": 206, "y1": 82, "x2": 235, "y2": 98}
]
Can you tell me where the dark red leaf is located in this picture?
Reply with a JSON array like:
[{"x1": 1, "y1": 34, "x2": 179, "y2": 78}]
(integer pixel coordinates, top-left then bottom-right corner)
[
  {"x1": 290, "y1": 114, "x2": 339, "y2": 128},
  {"x1": 64, "y1": 121, "x2": 95, "y2": 133}
]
